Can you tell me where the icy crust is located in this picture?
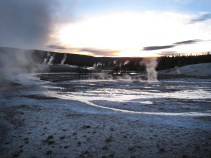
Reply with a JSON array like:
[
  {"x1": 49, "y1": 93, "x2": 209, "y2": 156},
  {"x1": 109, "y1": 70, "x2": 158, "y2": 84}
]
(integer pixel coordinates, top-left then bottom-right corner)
[
  {"x1": 0, "y1": 72, "x2": 211, "y2": 157},
  {"x1": 1, "y1": 105, "x2": 210, "y2": 158}
]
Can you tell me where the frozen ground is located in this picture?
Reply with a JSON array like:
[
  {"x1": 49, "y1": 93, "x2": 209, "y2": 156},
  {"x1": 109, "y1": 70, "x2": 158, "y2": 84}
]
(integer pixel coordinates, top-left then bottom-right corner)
[
  {"x1": 0, "y1": 63, "x2": 211, "y2": 158},
  {"x1": 159, "y1": 63, "x2": 211, "y2": 76}
]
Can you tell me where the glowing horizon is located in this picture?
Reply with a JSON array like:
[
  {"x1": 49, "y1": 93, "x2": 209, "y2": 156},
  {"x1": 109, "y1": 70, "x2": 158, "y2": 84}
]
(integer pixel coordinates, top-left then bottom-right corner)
[
  {"x1": 51, "y1": 11, "x2": 211, "y2": 57},
  {"x1": 1, "y1": 0, "x2": 211, "y2": 57}
]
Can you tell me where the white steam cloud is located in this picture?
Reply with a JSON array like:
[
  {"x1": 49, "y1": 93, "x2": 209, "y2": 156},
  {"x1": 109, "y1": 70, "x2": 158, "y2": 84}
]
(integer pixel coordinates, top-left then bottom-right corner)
[
  {"x1": 0, "y1": 0, "x2": 77, "y2": 84},
  {"x1": 0, "y1": 48, "x2": 44, "y2": 82},
  {"x1": 43, "y1": 52, "x2": 51, "y2": 64},
  {"x1": 61, "y1": 54, "x2": 67, "y2": 65},
  {"x1": 0, "y1": 0, "x2": 58, "y2": 49},
  {"x1": 48, "y1": 54, "x2": 55, "y2": 65},
  {"x1": 140, "y1": 58, "x2": 158, "y2": 82}
]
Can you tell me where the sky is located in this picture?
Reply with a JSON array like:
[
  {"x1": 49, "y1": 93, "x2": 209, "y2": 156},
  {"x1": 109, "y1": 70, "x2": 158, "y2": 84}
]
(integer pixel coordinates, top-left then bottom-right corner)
[{"x1": 0, "y1": 0, "x2": 211, "y2": 57}]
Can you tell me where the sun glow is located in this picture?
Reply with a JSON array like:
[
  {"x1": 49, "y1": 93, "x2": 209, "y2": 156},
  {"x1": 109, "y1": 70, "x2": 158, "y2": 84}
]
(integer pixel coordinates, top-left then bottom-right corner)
[{"x1": 56, "y1": 11, "x2": 211, "y2": 57}]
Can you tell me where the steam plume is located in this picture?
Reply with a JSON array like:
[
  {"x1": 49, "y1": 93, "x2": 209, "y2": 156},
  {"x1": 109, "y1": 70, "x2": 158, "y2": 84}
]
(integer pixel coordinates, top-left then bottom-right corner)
[
  {"x1": 48, "y1": 54, "x2": 55, "y2": 65},
  {"x1": 124, "y1": 60, "x2": 130, "y2": 65},
  {"x1": 61, "y1": 54, "x2": 67, "y2": 65},
  {"x1": 0, "y1": 48, "x2": 43, "y2": 82},
  {"x1": 43, "y1": 52, "x2": 51, "y2": 64},
  {"x1": 175, "y1": 66, "x2": 181, "y2": 74},
  {"x1": 0, "y1": 0, "x2": 59, "y2": 49},
  {"x1": 140, "y1": 58, "x2": 158, "y2": 82}
]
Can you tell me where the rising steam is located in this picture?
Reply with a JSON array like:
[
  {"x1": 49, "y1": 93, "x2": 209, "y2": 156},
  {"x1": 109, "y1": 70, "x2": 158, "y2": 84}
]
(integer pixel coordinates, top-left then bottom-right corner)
[
  {"x1": 140, "y1": 57, "x2": 158, "y2": 82},
  {"x1": 43, "y1": 52, "x2": 51, "y2": 64},
  {"x1": 175, "y1": 66, "x2": 181, "y2": 74},
  {"x1": 48, "y1": 53, "x2": 55, "y2": 65},
  {"x1": 61, "y1": 54, "x2": 67, "y2": 65},
  {"x1": 0, "y1": 48, "x2": 44, "y2": 83}
]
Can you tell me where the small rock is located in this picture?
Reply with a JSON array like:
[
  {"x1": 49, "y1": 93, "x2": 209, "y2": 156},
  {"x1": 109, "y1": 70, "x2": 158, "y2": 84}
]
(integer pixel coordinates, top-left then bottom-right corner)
[
  {"x1": 46, "y1": 150, "x2": 52, "y2": 155},
  {"x1": 83, "y1": 125, "x2": 91, "y2": 129}
]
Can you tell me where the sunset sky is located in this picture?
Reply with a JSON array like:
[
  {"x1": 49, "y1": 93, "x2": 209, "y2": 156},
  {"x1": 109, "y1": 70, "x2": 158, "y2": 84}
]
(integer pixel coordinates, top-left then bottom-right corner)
[{"x1": 0, "y1": 0, "x2": 211, "y2": 57}]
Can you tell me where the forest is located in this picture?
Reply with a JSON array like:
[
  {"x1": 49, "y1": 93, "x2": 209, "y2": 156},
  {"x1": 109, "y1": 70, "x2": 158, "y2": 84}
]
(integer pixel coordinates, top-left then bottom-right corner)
[
  {"x1": 0, "y1": 47, "x2": 210, "y2": 72},
  {"x1": 98, "y1": 53, "x2": 211, "y2": 72}
]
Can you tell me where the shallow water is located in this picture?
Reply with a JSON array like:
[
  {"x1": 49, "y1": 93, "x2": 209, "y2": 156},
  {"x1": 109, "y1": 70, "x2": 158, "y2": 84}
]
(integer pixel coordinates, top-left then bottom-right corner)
[
  {"x1": 42, "y1": 77, "x2": 211, "y2": 116},
  {"x1": 1, "y1": 73, "x2": 211, "y2": 128}
]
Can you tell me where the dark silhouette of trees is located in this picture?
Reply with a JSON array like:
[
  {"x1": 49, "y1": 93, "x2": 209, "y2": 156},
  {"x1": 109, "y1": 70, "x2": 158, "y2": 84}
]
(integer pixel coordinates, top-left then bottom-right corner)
[
  {"x1": 157, "y1": 53, "x2": 211, "y2": 70},
  {"x1": 1, "y1": 47, "x2": 210, "y2": 72},
  {"x1": 98, "y1": 53, "x2": 211, "y2": 73}
]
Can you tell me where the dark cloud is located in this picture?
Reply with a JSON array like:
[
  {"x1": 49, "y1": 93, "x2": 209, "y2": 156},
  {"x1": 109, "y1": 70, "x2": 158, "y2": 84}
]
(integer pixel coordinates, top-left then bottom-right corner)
[
  {"x1": 174, "y1": 40, "x2": 199, "y2": 45},
  {"x1": 47, "y1": 45, "x2": 67, "y2": 49},
  {"x1": 143, "y1": 39, "x2": 201, "y2": 51},
  {"x1": 157, "y1": 51, "x2": 179, "y2": 56},
  {"x1": 81, "y1": 48, "x2": 120, "y2": 56},
  {"x1": 191, "y1": 13, "x2": 211, "y2": 23},
  {"x1": 0, "y1": 0, "x2": 58, "y2": 49},
  {"x1": 143, "y1": 45, "x2": 174, "y2": 51}
]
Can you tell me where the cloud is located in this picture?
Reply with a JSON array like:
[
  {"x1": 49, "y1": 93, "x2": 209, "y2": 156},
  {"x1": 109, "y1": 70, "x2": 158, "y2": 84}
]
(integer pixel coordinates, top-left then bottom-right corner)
[
  {"x1": 174, "y1": 39, "x2": 199, "y2": 45},
  {"x1": 143, "y1": 39, "x2": 201, "y2": 52},
  {"x1": 191, "y1": 13, "x2": 211, "y2": 23},
  {"x1": 47, "y1": 45, "x2": 67, "y2": 49},
  {"x1": 143, "y1": 45, "x2": 174, "y2": 51},
  {"x1": 157, "y1": 51, "x2": 179, "y2": 56},
  {"x1": 56, "y1": 11, "x2": 211, "y2": 56},
  {"x1": 81, "y1": 48, "x2": 120, "y2": 56},
  {"x1": 0, "y1": 0, "x2": 66, "y2": 49}
]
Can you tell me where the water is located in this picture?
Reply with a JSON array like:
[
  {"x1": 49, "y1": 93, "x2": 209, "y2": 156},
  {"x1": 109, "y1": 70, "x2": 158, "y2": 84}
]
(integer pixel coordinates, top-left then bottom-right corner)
[
  {"x1": 1, "y1": 73, "x2": 211, "y2": 128},
  {"x1": 42, "y1": 77, "x2": 211, "y2": 116}
]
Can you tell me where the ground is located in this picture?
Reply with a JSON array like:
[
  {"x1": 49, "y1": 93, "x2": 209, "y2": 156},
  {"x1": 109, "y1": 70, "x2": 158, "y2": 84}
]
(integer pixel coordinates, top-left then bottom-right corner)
[{"x1": 0, "y1": 63, "x2": 211, "y2": 158}]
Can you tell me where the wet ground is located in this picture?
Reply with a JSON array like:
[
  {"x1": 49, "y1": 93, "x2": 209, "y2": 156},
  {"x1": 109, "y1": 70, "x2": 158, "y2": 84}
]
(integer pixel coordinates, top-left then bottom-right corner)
[
  {"x1": 0, "y1": 73, "x2": 211, "y2": 157},
  {"x1": 44, "y1": 76, "x2": 211, "y2": 117}
]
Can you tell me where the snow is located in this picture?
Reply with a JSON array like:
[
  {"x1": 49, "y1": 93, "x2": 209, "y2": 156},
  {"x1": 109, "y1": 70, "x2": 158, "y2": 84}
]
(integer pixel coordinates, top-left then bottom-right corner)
[
  {"x1": 159, "y1": 63, "x2": 211, "y2": 76},
  {"x1": 0, "y1": 63, "x2": 211, "y2": 157}
]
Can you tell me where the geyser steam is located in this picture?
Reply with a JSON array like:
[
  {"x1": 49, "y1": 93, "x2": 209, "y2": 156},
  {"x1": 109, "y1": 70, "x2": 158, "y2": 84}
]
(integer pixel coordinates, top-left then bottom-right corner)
[
  {"x1": 43, "y1": 52, "x2": 51, "y2": 64},
  {"x1": 0, "y1": 48, "x2": 44, "y2": 83},
  {"x1": 140, "y1": 58, "x2": 158, "y2": 82},
  {"x1": 175, "y1": 66, "x2": 181, "y2": 74},
  {"x1": 48, "y1": 53, "x2": 55, "y2": 65},
  {"x1": 61, "y1": 54, "x2": 67, "y2": 65}
]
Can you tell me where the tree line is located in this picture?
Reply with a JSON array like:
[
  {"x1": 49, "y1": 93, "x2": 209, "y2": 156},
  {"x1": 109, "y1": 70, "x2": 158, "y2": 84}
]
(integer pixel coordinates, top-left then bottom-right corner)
[
  {"x1": 157, "y1": 53, "x2": 211, "y2": 70},
  {"x1": 99, "y1": 53, "x2": 211, "y2": 72}
]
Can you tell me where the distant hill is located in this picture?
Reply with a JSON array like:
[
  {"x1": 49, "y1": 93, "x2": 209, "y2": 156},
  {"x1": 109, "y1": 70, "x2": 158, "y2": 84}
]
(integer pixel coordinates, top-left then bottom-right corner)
[
  {"x1": 0, "y1": 47, "x2": 141, "y2": 66},
  {"x1": 0, "y1": 47, "x2": 210, "y2": 71}
]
